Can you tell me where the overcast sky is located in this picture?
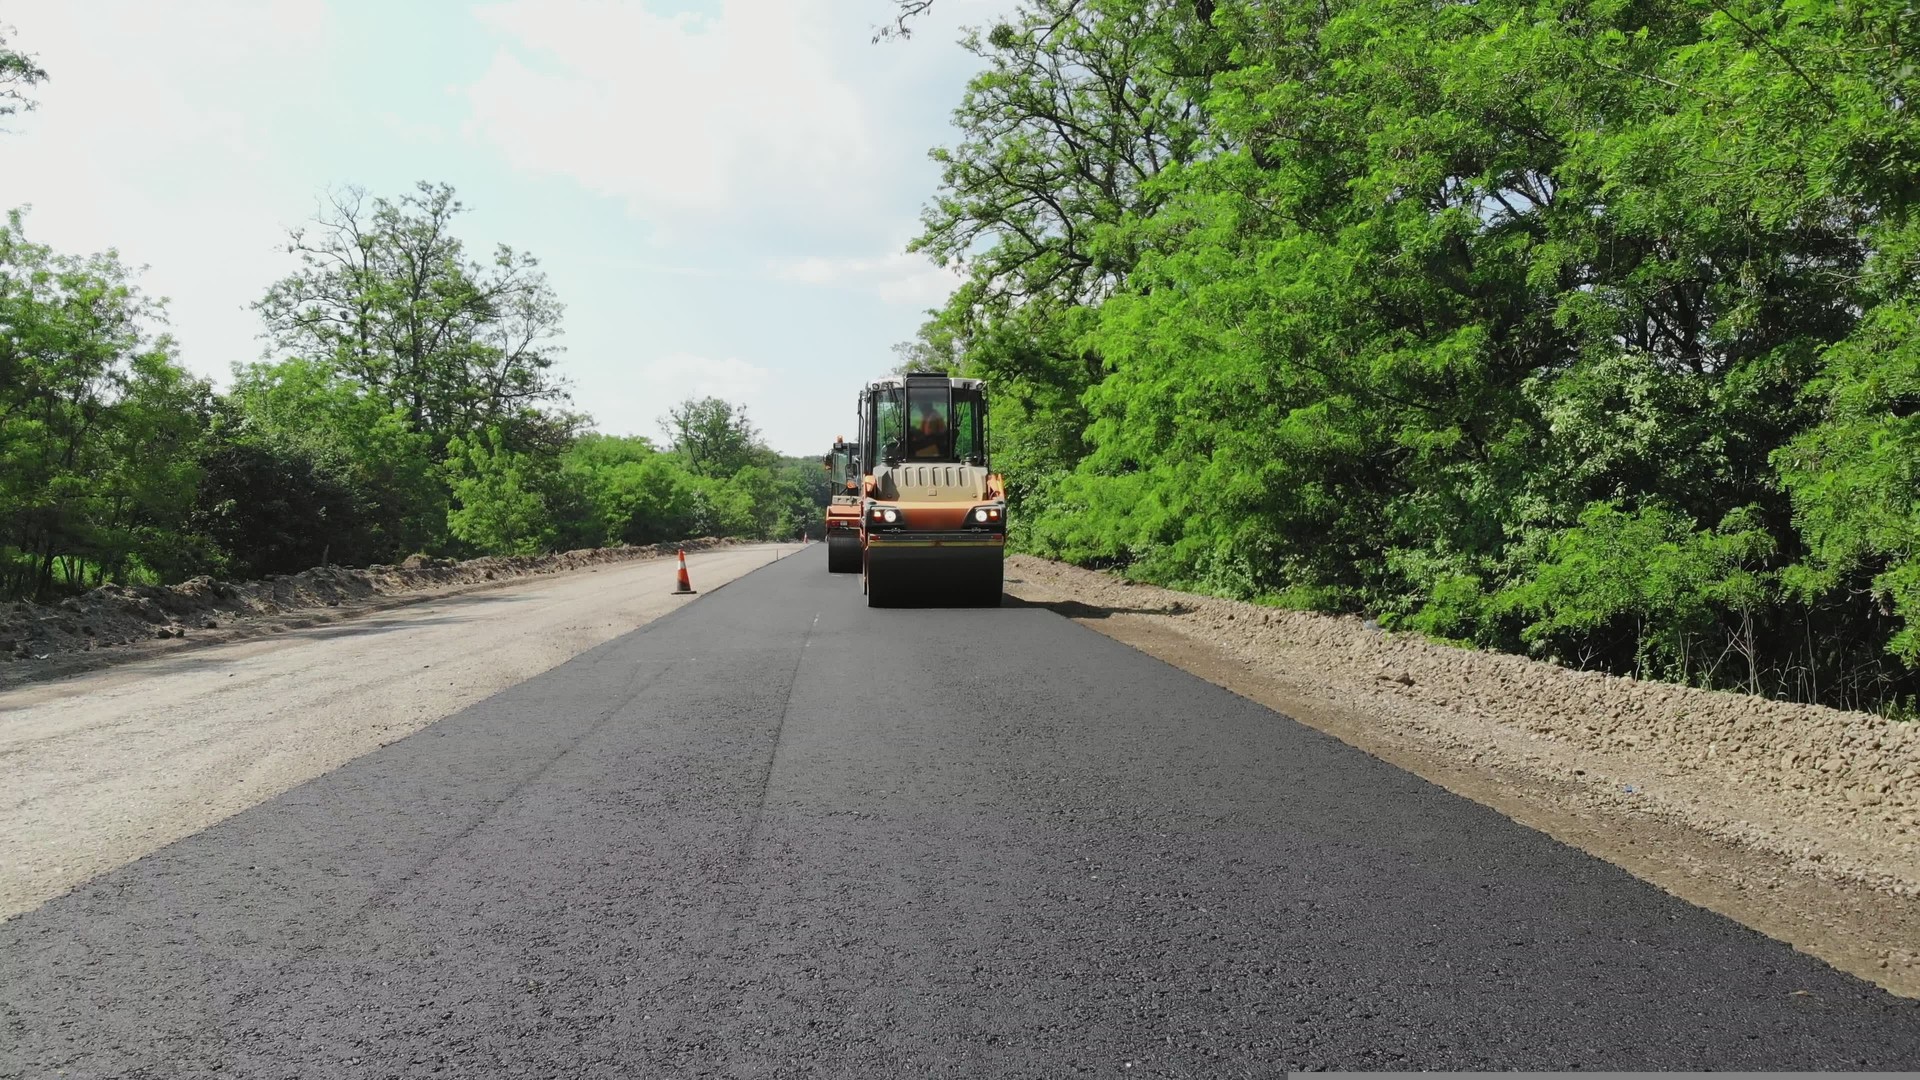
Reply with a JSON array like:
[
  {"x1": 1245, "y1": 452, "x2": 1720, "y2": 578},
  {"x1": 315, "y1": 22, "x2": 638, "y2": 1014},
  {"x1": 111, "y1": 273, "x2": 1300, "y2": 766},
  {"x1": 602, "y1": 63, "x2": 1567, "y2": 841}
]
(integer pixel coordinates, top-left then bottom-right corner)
[{"x1": 3, "y1": 0, "x2": 1002, "y2": 455}]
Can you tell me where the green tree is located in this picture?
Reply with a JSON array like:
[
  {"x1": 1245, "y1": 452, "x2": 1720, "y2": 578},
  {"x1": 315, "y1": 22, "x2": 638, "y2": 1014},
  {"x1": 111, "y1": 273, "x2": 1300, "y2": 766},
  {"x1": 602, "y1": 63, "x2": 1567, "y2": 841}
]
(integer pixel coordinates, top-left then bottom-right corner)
[
  {"x1": 911, "y1": 0, "x2": 1209, "y2": 314},
  {"x1": 226, "y1": 357, "x2": 442, "y2": 560},
  {"x1": 1495, "y1": 504, "x2": 1776, "y2": 689},
  {"x1": 0, "y1": 211, "x2": 209, "y2": 599},
  {"x1": 443, "y1": 427, "x2": 553, "y2": 556},
  {"x1": 188, "y1": 423, "x2": 370, "y2": 578},
  {"x1": 0, "y1": 24, "x2": 48, "y2": 128},
  {"x1": 901, "y1": 0, "x2": 1920, "y2": 710},
  {"x1": 1776, "y1": 300, "x2": 1920, "y2": 667},
  {"x1": 661, "y1": 396, "x2": 768, "y2": 479},
  {"x1": 774, "y1": 454, "x2": 838, "y2": 540},
  {"x1": 254, "y1": 182, "x2": 570, "y2": 455},
  {"x1": 874, "y1": 0, "x2": 937, "y2": 41},
  {"x1": 904, "y1": 0, "x2": 1214, "y2": 528},
  {"x1": 557, "y1": 433, "x2": 697, "y2": 546}
]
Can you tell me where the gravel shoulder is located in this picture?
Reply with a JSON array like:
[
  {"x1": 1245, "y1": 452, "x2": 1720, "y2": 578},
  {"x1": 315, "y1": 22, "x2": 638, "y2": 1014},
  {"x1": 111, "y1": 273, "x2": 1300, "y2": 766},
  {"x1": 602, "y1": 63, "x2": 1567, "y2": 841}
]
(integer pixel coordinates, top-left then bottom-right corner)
[
  {"x1": 0, "y1": 542, "x2": 800, "y2": 920},
  {"x1": 1003, "y1": 554, "x2": 1920, "y2": 999},
  {"x1": 0, "y1": 538, "x2": 748, "y2": 691}
]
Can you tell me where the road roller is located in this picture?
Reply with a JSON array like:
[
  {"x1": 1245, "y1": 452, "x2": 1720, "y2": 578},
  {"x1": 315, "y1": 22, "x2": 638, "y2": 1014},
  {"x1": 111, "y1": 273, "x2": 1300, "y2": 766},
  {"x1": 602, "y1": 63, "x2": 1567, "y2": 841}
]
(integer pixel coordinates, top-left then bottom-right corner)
[{"x1": 855, "y1": 372, "x2": 1006, "y2": 607}]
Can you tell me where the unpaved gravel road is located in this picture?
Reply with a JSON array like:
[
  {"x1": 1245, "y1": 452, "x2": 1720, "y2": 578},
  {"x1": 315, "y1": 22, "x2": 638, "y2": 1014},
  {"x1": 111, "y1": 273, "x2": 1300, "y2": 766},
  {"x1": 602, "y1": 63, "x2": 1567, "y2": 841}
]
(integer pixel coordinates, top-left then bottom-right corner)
[{"x1": 0, "y1": 542, "x2": 799, "y2": 920}]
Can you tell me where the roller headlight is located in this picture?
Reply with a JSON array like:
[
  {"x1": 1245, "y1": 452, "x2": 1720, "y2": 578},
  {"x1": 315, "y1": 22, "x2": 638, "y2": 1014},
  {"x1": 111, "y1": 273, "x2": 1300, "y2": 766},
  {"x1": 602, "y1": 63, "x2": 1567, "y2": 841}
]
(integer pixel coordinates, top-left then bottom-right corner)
[{"x1": 968, "y1": 505, "x2": 1004, "y2": 526}]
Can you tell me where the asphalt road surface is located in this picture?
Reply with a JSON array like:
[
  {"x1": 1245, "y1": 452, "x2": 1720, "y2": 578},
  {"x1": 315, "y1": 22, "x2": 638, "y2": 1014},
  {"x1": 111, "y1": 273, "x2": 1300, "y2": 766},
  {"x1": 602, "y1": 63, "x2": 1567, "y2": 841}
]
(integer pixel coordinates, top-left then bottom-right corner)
[{"x1": 4, "y1": 549, "x2": 1918, "y2": 1077}]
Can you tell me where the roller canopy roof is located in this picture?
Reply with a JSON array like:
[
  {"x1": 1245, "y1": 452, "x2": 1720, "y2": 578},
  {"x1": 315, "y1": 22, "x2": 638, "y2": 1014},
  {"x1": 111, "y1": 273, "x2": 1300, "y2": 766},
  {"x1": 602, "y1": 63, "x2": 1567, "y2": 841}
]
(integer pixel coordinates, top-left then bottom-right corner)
[{"x1": 863, "y1": 374, "x2": 987, "y2": 392}]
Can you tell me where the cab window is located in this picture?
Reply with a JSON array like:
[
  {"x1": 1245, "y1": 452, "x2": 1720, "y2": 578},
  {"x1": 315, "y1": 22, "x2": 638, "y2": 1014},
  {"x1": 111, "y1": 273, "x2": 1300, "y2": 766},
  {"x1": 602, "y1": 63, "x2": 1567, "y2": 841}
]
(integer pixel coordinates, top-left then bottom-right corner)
[
  {"x1": 871, "y1": 393, "x2": 904, "y2": 463},
  {"x1": 952, "y1": 398, "x2": 980, "y2": 462}
]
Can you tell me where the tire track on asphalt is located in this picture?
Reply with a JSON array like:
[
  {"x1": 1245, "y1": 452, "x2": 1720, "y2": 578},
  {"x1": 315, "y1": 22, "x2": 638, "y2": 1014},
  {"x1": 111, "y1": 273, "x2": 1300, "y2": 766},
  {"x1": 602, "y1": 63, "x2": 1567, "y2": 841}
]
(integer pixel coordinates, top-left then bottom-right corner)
[
  {"x1": 348, "y1": 654, "x2": 669, "y2": 920},
  {"x1": 736, "y1": 611, "x2": 819, "y2": 866}
]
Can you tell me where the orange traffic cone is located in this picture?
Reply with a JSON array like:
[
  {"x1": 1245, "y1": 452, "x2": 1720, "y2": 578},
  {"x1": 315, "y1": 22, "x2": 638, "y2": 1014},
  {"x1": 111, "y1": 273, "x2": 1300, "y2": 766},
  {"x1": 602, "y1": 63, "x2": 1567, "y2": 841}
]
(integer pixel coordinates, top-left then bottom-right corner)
[{"x1": 672, "y1": 548, "x2": 697, "y2": 595}]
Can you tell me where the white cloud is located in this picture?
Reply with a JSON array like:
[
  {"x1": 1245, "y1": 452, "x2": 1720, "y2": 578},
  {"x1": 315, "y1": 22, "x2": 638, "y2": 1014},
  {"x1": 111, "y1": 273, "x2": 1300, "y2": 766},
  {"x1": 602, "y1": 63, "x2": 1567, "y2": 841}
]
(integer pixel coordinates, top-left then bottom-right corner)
[
  {"x1": 462, "y1": 0, "x2": 881, "y2": 237},
  {"x1": 587, "y1": 352, "x2": 776, "y2": 438},
  {"x1": 767, "y1": 249, "x2": 965, "y2": 308},
  {"x1": 377, "y1": 111, "x2": 450, "y2": 146},
  {"x1": 776, "y1": 257, "x2": 844, "y2": 287},
  {"x1": 639, "y1": 352, "x2": 771, "y2": 402},
  {"x1": 3, "y1": 0, "x2": 339, "y2": 380},
  {"x1": 7, "y1": 0, "x2": 333, "y2": 182}
]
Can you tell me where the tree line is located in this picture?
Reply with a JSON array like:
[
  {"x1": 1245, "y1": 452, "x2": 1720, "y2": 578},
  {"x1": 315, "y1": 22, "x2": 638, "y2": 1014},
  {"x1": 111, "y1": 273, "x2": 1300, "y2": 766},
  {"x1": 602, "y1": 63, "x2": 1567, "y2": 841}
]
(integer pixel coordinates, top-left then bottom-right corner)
[
  {"x1": 2, "y1": 32, "x2": 825, "y2": 602},
  {"x1": 899, "y1": 0, "x2": 1920, "y2": 715}
]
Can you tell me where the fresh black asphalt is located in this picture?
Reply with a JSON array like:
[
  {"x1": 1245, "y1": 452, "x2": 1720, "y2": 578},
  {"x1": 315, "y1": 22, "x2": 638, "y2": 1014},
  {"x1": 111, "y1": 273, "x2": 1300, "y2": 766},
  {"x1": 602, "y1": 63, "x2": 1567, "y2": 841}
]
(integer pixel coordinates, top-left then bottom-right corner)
[{"x1": 3, "y1": 549, "x2": 1919, "y2": 1077}]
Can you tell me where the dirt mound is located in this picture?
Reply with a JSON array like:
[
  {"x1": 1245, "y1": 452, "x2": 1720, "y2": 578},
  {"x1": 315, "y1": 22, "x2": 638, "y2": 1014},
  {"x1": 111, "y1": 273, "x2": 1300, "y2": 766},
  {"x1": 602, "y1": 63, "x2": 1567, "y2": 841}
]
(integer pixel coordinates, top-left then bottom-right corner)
[{"x1": 1, "y1": 539, "x2": 738, "y2": 668}]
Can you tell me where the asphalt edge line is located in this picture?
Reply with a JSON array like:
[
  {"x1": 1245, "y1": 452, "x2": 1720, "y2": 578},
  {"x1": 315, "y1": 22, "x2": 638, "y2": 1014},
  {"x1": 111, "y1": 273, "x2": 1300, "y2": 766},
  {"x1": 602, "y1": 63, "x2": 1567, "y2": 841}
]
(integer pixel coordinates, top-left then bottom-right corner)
[
  {"x1": 0, "y1": 544, "x2": 804, "y2": 924},
  {"x1": 1008, "y1": 586, "x2": 1920, "y2": 1002}
]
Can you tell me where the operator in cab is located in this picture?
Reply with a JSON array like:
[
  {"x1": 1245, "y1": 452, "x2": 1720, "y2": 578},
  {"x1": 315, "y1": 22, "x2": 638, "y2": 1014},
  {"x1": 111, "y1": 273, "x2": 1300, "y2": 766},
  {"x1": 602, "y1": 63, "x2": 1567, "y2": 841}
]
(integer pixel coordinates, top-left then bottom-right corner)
[{"x1": 910, "y1": 400, "x2": 949, "y2": 459}]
